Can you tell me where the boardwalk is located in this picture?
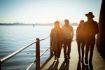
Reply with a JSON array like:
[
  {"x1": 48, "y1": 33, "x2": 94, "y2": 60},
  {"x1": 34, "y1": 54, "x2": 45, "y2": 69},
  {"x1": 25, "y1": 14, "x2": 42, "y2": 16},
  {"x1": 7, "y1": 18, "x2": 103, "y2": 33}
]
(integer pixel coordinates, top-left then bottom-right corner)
[{"x1": 41, "y1": 40, "x2": 105, "y2": 70}]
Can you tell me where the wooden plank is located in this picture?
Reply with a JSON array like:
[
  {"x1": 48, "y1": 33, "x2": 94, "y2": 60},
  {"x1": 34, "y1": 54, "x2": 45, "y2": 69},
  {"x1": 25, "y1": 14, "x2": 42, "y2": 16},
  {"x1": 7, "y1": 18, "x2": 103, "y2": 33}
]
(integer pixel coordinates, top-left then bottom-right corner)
[{"x1": 41, "y1": 41, "x2": 105, "y2": 70}]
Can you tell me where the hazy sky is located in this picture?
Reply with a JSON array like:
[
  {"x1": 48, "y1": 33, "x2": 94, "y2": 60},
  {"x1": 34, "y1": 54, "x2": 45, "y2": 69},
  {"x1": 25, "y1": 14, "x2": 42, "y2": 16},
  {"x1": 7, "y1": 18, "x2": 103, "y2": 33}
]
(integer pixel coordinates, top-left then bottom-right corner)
[{"x1": 0, "y1": 0, "x2": 102, "y2": 23}]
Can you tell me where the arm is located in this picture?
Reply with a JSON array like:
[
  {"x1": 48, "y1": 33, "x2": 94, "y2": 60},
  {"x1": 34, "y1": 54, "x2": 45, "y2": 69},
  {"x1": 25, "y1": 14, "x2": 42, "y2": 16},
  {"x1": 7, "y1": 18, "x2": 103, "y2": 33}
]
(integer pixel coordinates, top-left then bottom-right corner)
[
  {"x1": 71, "y1": 26, "x2": 74, "y2": 40},
  {"x1": 50, "y1": 31, "x2": 52, "y2": 47}
]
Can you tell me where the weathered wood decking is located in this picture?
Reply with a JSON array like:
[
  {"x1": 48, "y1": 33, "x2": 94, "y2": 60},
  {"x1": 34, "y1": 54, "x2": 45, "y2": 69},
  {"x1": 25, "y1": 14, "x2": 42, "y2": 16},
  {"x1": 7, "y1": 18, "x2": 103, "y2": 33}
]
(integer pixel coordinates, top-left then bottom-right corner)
[{"x1": 41, "y1": 41, "x2": 105, "y2": 70}]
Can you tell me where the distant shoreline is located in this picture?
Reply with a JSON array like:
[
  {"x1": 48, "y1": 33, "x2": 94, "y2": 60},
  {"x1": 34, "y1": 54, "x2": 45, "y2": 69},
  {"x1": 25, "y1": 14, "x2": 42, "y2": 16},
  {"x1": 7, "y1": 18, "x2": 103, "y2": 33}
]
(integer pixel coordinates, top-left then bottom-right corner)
[
  {"x1": 0, "y1": 23, "x2": 53, "y2": 26},
  {"x1": 0, "y1": 23, "x2": 78, "y2": 26}
]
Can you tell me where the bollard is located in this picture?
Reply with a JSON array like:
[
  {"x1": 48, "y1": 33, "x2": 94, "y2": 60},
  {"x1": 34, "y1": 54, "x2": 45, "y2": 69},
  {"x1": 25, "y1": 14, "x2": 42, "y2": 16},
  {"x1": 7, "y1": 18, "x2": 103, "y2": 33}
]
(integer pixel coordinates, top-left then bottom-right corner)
[{"x1": 36, "y1": 38, "x2": 40, "y2": 70}]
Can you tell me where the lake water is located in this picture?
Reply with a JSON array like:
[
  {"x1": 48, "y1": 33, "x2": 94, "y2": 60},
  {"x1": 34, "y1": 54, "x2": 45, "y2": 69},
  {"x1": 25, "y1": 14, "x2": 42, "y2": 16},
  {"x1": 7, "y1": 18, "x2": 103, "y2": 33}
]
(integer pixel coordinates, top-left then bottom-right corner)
[
  {"x1": 0, "y1": 25, "x2": 77, "y2": 70},
  {"x1": 0, "y1": 25, "x2": 53, "y2": 70}
]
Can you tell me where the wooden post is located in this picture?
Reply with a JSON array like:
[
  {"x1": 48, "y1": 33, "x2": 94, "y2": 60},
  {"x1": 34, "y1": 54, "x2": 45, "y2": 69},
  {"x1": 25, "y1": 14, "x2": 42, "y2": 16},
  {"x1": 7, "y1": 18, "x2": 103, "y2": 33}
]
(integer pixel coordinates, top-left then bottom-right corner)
[{"x1": 36, "y1": 38, "x2": 40, "y2": 70}]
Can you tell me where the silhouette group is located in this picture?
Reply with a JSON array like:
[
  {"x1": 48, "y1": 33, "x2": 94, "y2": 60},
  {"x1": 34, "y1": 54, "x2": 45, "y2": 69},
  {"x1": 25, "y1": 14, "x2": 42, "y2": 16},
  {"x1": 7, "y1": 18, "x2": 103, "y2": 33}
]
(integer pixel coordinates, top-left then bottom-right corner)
[{"x1": 50, "y1": 12, "x2": 99, "y2": 70}]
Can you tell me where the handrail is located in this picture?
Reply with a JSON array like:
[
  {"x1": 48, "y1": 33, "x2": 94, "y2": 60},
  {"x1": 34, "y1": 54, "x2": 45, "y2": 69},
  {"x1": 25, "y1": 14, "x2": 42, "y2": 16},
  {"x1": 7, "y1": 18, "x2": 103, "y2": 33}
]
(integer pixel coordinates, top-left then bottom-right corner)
[
  {"x1": 26, "y1": 47, "x2": 50, "y2": 70},
  {"x1": 0, "y1": 34, "x2": 76, "y2": 70},
  {"x1": 40, "y1": 47, "x2": 50, "y2": 57},
  {"x1": 0, "y1": 42, "x2": 36, "y2": 64},
  {"x1": 40, "y1": 36, "x2": 50, "y2": 41},
  {"x1": 0, "y1": 36, "x2": 49, "y2": 64},
  {"x1": 26, "y1": 63, "x2": 34, "y2": 70}
]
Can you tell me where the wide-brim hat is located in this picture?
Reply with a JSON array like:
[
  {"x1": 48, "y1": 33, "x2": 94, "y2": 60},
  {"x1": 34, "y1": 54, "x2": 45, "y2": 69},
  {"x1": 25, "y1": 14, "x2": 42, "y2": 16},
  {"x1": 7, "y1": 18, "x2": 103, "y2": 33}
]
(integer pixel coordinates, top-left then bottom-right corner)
[{"x1": 85, "y1": 12, "x2": 94, "y2": 18}]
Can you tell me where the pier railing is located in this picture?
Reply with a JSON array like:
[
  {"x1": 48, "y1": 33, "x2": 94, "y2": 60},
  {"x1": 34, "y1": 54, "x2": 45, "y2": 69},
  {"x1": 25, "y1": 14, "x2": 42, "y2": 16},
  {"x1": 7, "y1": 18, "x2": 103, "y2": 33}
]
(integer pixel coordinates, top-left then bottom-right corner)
[{"x1": 0, "y1": 36, "x2": 53, "y2": 70}]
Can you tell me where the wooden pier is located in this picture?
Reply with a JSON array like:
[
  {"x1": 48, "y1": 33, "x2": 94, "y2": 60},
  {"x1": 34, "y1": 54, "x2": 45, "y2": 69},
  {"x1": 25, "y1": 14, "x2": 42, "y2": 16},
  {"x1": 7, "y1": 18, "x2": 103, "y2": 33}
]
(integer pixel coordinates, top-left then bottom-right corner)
[{"x1": 41, "y1": 40, "x2": 105, "y2": 70}]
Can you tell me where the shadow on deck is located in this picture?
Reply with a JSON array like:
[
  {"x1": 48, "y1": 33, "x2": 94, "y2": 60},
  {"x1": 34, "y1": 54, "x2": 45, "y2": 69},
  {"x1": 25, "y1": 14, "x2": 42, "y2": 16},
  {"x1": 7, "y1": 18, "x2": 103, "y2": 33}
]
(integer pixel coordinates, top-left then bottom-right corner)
[{"x1": 41, "y1": 41, "x2": 105, "y2": 70}]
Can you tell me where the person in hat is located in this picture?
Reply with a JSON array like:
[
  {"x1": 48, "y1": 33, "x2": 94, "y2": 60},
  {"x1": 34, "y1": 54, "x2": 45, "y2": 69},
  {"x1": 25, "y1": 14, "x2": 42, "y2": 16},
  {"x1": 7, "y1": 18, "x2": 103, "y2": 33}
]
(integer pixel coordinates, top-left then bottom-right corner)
[
  {"x1": 76, "y1": 20, "x2": 85, "y2": 61},
  {"x1": 62, "y1": 19, "x2": 73, "y2": 60},
  {"x1": 84, "y1": 12, "x2": 99, "y2": 64},
  {"x1": 50, "y1": 20, "x2": 63, "y2": 61}
]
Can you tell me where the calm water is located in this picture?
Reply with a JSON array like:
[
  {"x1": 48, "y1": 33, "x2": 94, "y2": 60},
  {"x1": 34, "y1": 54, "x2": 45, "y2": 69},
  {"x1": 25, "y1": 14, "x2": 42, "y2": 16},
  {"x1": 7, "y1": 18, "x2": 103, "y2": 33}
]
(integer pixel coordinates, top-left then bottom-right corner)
[
  {"x1": 0, "y1": 25, "x2": 77, "y2": 70},
  {"x1": 0, "y1": 25, "x2": 52, "y2": 70}
]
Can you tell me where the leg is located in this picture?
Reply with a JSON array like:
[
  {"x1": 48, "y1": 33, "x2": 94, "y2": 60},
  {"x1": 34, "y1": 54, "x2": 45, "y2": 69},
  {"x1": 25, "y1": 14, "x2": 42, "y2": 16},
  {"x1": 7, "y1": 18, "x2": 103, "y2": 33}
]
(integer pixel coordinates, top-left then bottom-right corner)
[
  {"x1": 54, "y1": 50, "x2": 57, "y2": 60},
  {"x1": 67, "y1": 41, "x2": 71, "y2": 59},
  {"x1": 58, "y1": 44, "x2": 62, "y2": 58},
  {"x1": 85, "y1": 43, "x2": 89, "y2": 64},
  {"x1": 81, "y1": 42, "x2": 85, "y2": 61},
  {"x1": 89, "y1": 43, "x2": 95, "y2": 63},
  {"x1": 89, "y1": 43, "x2": 94, "y2": 70},
  {"x1": 77, "y1": 41, "x2": 81, "y2": 60},
  {"x1": 57, "y1": 44, "x2": 60, "y2": 58},
  {"x1": 63, "y1": 44, "x2": 67, "y2": 59}
]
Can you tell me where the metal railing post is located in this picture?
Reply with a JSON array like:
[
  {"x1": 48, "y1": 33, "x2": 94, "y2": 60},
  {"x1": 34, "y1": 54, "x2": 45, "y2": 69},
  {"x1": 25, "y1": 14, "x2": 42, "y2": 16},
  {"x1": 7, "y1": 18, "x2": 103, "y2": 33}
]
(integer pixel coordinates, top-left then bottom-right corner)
[{"x1": 36, "y1": 38, "x2": 40, "y2": 70}]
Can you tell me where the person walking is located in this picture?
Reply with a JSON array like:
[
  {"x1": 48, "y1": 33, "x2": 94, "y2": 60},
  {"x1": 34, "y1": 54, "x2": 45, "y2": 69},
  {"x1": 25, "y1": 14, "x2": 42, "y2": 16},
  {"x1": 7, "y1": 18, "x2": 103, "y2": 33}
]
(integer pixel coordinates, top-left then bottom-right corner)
[
  {"x1": 76, "y1": 20, "x2": 85, "y2": 61},
  {"x1": 50, "y1": 21, "x2": 63, "y2": 61},
  {"x1": 62, "y1": 19, "x2": 73, "y2": 60},
  {"x1": 84, "y1": 12, "x2": 99, "y2": 64}
]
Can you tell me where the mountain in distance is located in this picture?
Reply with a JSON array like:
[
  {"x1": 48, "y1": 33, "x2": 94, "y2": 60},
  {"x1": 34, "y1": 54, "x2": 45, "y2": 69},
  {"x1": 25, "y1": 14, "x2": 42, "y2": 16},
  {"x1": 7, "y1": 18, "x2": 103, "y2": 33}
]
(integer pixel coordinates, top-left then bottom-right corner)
[{"x1": 0, "y1": 22, "x2": 78, "y2": 26}]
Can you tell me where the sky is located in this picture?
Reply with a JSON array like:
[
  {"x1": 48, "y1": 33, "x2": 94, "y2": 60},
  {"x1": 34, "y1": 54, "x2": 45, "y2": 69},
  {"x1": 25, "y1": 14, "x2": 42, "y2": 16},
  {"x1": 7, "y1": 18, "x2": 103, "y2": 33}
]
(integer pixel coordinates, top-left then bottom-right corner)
[{"x1": 0, "y1": 0, "x2": 102, "y2": 24}]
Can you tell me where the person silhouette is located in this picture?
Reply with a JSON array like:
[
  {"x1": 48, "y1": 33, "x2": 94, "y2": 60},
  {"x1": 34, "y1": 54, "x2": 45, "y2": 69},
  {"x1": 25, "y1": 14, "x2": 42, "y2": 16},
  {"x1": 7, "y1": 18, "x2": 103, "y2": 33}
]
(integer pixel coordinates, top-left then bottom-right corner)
[
  {"x1": 50, "y1": 21, "x2": 63, "y2": 61},
  {"x1": 84, "y1": 12, "x2": 99, "y2": 64},
  {"x1": 76, "y1": 20, "x2": 85, "y2": 61},
  {"x1": 62, "y1": 19, "x2": 73, "y2": 60}
]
